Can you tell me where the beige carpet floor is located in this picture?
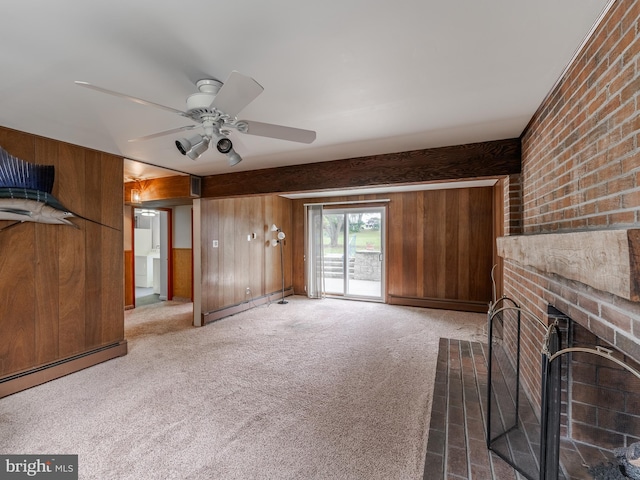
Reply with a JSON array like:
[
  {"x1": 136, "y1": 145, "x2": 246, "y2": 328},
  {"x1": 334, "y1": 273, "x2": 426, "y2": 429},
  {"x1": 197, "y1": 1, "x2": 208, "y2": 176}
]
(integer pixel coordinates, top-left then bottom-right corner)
[{"x1": 0, "y1": 296, "x2": 486, "y2": 479}]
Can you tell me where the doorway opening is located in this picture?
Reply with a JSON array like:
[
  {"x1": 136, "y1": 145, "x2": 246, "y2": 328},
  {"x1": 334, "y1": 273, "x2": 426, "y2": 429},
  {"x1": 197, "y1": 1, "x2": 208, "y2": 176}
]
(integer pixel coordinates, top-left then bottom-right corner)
[
  {"x1": 321, "y1": 206, "x2": 385, "y2": 301},
  {"x1": 134, "y1": 208, "x2": 171, "y2": 307}
]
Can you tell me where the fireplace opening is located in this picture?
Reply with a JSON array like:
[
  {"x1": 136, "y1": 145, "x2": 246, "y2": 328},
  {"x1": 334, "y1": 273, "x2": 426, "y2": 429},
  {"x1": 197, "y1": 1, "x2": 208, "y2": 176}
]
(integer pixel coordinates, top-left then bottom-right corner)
[
  {"x1": 551, "y1": 310, "x2": 640, "y2": 480},
  {"x1": 487, "y1": 299, "x2": 640, "y2": 480}
]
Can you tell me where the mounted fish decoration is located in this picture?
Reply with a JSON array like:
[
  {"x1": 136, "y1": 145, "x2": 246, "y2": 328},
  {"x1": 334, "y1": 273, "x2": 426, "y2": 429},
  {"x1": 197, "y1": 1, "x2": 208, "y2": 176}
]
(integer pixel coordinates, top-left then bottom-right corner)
[{"x1": 0, "y1": 146, "x2": 116, "y2": 231}]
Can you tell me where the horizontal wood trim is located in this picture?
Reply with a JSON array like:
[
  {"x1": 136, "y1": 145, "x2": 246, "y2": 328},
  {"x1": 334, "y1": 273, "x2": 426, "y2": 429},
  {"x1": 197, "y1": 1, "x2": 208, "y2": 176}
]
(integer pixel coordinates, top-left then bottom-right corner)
[
  {"x1": 202, "y1": 139, "x2": 521, "y2": 198},
  {"x1": 388, "y1": 295, "x2": 489, "y2": 313},
  {"x1": 0, "y1": 341, "x2": 127, "y2": 398},
  {"x1": 202, "y1": 289, "x2": 294, "y2": 325},
  {"x1": 125, "y1": 176, "x2": 193, "y2": 206},
  {"x1": 497, "y1": 229, "x2": 640, "y2": 301}
]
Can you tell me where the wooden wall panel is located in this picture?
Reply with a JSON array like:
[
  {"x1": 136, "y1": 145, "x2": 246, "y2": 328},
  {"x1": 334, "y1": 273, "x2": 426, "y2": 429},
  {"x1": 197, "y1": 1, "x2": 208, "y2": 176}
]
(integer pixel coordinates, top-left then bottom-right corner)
[
  {"x1": 173, "y1": 249, "x2": 192, "y2": 299},
  {"x1": 0, "y1": 226, "x2": 36, "y2": 375},
  {"x1": 84, "y1": 221, "x2": 103, "y2": 349},
  {"x1": 34, "y1": 138, "x2": 60, "y2": 365},
  {"x1": 199, "y1": 194, "x2": 291, "y2": 318},
  {"x1": 101, "y1": 226, "x2": 124, "y2": 342},
  {"x1": 249, "y1": 196, "x2": 265, "y2": 298},
  {"x1": 57, "y1": 143, "x2": 87, "y2": 358},
  {"x1": 275, "y1": 195, "x2": 293, "y2": 294},
  {"x1": 264, "y1": 196, "x2": 279, "y2": 294},
  {"x1": 205, "y1": 199, "x2": 220, "y2": 311},
  {"x1": 85, "y1": 151, "x2": 103, "y2": 348},
  {"x1": 456, "y1": 189, "x2": 470, "y2": 300},
  {"x1": 234, "y1": 198, "x2": 251, "y2": 303},
  {"x1": 201, "y1": 200, "x2": 211, "y2": 310},
  {"x1": 444, "y1": 190, "x2": 460, "y2": 299},
  {"x1": 291, "y1": 187, "x2": 495, "y2": 310},
  {"x1": 387, "y1": 196, "x2": 404, "y2": 299},
  {"x1": 469, "y1": 187, "x2": 494, "y2": 300},
  {"x1": 34, "y1": 223, "x2": 59, "y2": 365},
  {"x1": 423, "y1": 190, "x2": 447, "y2": 298},
  {"x1": 0, "y1": 126, "x2": 125, "y2": 383},
  {"x1": 100, "y1": 153, "x2": 125, "y2": 229},
  {"x1": 401, "y1": 193, "x2": 419, "y2": 297},
  {"x1": 221, "y1": 199, "x2": 235, "y2": 307}
]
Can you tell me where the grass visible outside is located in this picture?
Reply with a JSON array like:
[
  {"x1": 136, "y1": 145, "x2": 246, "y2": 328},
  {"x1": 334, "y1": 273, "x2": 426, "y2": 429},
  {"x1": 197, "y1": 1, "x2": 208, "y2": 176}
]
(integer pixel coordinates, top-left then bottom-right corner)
[{"x1": 323, "y1": 229, "x2": 381, "y2": 254}]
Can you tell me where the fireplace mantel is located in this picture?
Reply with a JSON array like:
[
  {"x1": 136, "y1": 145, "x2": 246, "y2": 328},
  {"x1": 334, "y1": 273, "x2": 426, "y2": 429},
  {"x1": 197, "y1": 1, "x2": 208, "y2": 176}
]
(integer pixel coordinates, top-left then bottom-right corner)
[{"x1": 497, "y1": 229, "x2": 640, "y2": 301}]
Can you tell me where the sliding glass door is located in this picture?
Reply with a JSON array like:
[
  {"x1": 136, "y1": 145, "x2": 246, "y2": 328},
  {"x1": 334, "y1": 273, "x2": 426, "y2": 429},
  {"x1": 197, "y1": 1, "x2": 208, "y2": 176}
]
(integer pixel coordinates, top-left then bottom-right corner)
[{"x1": 321, "y1": 206, "x2": 385, "y2": 301}]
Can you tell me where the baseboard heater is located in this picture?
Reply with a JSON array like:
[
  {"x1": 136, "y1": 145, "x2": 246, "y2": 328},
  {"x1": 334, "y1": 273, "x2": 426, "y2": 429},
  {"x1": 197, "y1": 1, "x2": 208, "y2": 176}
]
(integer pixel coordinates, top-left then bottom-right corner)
[
  {"x1": 202, "y1": 289, "x2": 294, "y2": 325},
  {"x1": 388, "y1": 295, "x2": 488, "y2": 313},
  {"x1": 0, "y1": 341, "x2": 128, "y2": 398}
]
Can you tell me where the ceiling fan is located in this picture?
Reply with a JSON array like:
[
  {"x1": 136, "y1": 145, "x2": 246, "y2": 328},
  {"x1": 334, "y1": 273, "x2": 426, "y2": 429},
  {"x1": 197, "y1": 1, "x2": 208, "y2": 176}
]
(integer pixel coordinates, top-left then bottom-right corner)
[{"x1": 75, "y1": 71, "x2": 316, "y2": 166}]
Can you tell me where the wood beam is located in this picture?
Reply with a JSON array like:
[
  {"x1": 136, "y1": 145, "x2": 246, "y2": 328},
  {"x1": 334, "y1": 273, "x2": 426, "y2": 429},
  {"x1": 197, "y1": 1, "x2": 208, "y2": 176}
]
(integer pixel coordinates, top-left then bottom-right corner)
[
  {"x1": 497, "y1": 229, "x2": 640, "y2": 301},
  {"x1": 125, "y1": 175, "x2": 193, "y2": 207},
  {"x1": 202, "y1": 138, "x2": 520, "y2": 198}
]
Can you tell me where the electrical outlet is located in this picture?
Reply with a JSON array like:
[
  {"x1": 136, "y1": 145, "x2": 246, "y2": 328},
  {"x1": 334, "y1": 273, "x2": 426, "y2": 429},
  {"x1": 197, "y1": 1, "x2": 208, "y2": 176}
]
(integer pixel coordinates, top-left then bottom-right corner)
[{"x1": 245, "y1": 287, "x2": 251, "y2": 295}]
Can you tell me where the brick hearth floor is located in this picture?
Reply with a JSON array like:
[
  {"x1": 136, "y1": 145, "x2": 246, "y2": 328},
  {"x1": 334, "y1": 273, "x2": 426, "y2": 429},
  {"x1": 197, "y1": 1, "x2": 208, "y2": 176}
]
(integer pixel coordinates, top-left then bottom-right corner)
[{"x1": 423, "y1": 338, "x2": 610, "y2": 479}]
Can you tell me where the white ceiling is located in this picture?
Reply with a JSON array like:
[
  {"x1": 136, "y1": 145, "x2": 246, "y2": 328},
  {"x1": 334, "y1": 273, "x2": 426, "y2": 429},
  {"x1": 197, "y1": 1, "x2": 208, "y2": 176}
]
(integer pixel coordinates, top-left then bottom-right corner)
[{"x1": 1, "y1": 0, "x2": 611, "y2": 179}]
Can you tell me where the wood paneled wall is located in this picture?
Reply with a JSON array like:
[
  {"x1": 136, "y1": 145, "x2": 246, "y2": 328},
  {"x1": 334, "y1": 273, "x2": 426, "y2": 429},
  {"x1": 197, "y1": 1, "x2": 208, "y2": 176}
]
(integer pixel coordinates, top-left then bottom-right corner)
[
  {"x1": 173, "y1": 248, "x2": 192, "y2": 300},
  {"x1": 0, "y1": 126, "x2": 125, "y2": 382},
  {"x1": 199, "y1": 194, "x2": 291, "y2": 320},
  {"x1": 291, "y1": 186, "x2": 495, "y2": 311}
]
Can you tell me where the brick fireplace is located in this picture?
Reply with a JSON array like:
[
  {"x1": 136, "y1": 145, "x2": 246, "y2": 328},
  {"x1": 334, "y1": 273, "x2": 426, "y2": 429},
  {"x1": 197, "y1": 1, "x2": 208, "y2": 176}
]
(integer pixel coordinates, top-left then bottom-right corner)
[
  {"x1": 496, "y1": 0, "x2": 640, "y2": 477},
  {"x1": 566, "y1": 319, "x2": 640, "y2": 450}
]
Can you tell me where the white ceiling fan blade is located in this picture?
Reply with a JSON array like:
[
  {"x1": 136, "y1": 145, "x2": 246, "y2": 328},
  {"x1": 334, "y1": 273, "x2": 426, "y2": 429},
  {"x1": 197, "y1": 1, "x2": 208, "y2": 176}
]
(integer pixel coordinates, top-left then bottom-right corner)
[
  {"x1": 210, "y1": 71, "x2": 264, "y2": 118},
  {"x1": 75, "y1": 81, "x2": 188, "y2": 117},
  {"x1": 240, "y1": 120, "x2": 316, "y2": 144},
  {"x1": 128, "y1": 125, "x2": 198, "y2": 142}
]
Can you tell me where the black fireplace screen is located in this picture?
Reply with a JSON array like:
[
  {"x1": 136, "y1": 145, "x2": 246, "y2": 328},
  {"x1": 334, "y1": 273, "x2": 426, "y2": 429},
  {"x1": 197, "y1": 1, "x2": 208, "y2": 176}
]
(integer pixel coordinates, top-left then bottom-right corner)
[
  {"x1": 540, "y1": 322, "x2": 562, "y2": 480},
  {"x1": 486, "y1": 298, "x2": 558, "y2": 480}
]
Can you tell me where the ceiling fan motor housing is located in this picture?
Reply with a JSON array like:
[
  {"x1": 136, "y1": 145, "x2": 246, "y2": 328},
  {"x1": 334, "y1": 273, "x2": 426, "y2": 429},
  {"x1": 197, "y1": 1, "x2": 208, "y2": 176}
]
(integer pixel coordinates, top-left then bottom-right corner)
[
  {"x1": 186, "y1": 79, "x2": 224, "y2": 117},
  {"x1": 186, "y1": 93, "x2": 217, "y2": 116}
]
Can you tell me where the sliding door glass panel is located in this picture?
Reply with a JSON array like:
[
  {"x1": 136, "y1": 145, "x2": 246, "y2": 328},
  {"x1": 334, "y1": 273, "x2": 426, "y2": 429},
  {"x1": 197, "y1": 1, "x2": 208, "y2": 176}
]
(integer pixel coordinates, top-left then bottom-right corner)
[
  {"x1": 321, "y1": 207, "x2": 384, "y2": 301},
  {"x1": 346, "y1": 210, "x2": 382, "y2": 298}
]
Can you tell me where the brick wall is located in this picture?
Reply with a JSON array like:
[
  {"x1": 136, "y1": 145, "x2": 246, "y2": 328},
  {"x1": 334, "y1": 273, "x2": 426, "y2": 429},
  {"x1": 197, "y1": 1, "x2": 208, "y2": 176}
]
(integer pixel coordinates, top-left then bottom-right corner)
[
  {"x1": 521, "y1": 1, "x2": 640, "y2": 233},
  {"x1": 503, "y1": 174, "x2": 523, "y2": 236},
  {"x1": 503, "y1": 0, "x2": 640, "y2": 422}
]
